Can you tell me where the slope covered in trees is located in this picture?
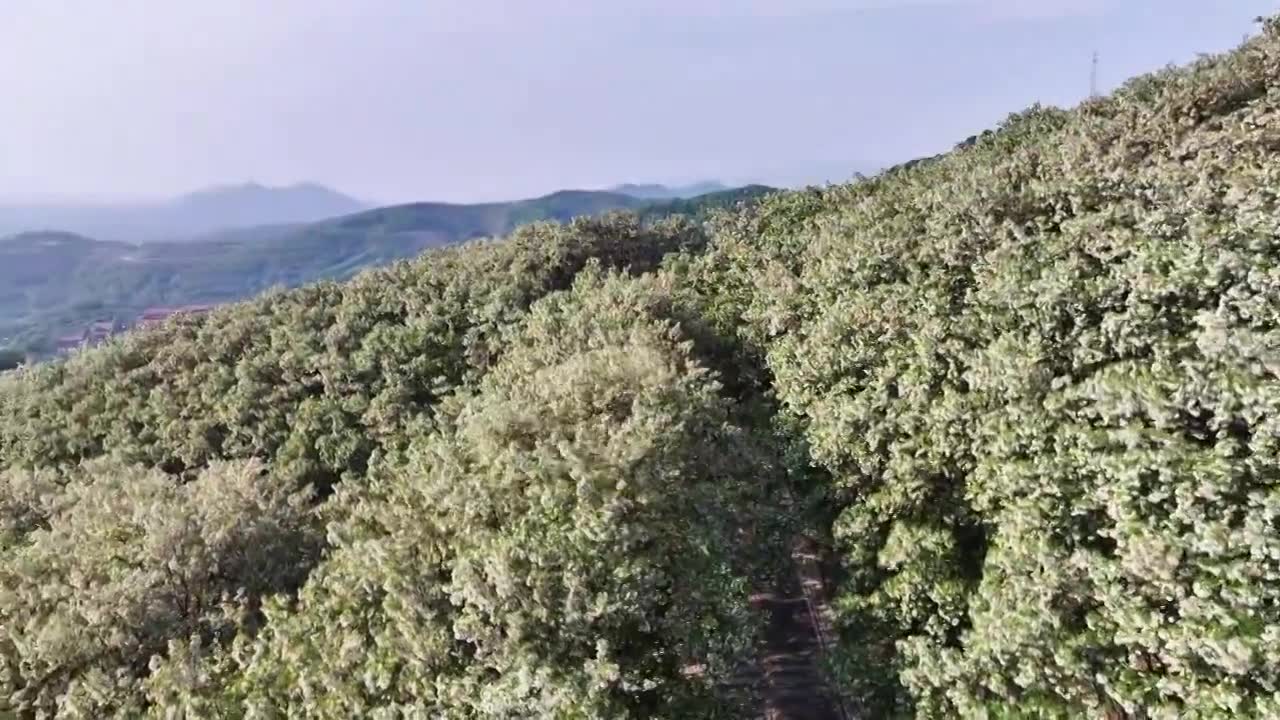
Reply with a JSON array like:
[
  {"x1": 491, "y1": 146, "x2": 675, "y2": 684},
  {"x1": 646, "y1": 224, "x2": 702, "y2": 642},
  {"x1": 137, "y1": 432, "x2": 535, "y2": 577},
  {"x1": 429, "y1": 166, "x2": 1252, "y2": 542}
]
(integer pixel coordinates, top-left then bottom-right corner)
[
  {"x1": 686, "y1": 21, "x2": 1280, "y2": 717},
  {"x1": 0, "y1": 186, "x2": 772, "y2": 357},
  {"x1": 2, "y1": 20, "x2": 1280, "y2": 719}
]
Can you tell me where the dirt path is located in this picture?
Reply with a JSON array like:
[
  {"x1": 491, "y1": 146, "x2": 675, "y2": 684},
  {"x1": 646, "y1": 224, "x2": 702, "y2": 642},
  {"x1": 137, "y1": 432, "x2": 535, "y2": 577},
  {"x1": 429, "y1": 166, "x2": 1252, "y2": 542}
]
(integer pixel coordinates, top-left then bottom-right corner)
[
  {"x1": 736, "y1": 535, "x2": 851, "y2": 720},
  {"x1": 750, "y1": 588, "x2": 840, "y2": 719}
]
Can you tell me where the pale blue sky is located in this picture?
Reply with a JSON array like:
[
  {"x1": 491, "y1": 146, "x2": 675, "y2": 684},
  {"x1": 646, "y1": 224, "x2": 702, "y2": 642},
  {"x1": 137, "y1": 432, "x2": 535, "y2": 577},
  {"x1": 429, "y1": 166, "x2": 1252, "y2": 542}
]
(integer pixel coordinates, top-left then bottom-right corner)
[{"x1": 1, "y1": 1, "x2": 1275, "y2": 204}]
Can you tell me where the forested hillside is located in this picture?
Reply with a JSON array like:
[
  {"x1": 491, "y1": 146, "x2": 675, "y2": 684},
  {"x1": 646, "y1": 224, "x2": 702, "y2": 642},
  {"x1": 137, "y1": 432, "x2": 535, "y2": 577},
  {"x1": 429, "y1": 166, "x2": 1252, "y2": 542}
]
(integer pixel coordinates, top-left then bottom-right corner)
[
  {"x1": 2, "y1": 19, "x2": 1280, "y2": 719},
  {"x1": 0, "y1": 186, "x2": 771, "y2": 357}
]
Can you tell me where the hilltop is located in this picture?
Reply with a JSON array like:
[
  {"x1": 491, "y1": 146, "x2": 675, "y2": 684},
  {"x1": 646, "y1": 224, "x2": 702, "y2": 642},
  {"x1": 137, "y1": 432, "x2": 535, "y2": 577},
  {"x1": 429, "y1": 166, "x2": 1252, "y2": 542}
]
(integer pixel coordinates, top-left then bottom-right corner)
[
  {"x1": 164, "y1": 182, "x2": 369, "y2": 235},
  {"x1": 2, "y1": 19, "x2": 1280, "y2": 720}
]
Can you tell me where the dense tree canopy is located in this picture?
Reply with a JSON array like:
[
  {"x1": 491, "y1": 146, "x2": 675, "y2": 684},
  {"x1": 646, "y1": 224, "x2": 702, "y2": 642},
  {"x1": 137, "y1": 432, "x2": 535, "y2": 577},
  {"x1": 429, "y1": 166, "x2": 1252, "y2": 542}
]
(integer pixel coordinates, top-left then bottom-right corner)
[
  {"x1": 2, "y1": 18, "x2": 1280, "y2": 720},
  {"x1": 687, "y1": 18, "x2": 1280, "y2": 719},
  {"x1": 144, "y1": 270, "x2": 783, "y2": 718}
]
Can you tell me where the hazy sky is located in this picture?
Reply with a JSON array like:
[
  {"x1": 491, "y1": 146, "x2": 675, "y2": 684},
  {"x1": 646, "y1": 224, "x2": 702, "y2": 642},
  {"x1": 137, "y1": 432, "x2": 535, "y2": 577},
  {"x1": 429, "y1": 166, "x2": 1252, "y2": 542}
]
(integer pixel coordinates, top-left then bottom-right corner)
[{"x1": 2, "y1": 1, "x2": 1276, "y2": 204}]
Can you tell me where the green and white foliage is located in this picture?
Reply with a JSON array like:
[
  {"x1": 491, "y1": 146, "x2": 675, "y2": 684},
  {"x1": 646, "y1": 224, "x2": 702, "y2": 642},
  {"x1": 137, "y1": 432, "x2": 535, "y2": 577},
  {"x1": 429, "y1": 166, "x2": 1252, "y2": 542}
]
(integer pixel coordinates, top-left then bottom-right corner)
[
  {"x1": 4, "y1": 16, "x2": 1280, "y2": 720},
  {"x1": 143, "y1": 271, "x2": 776, "y2": 718},
  {"x1": 0, "y1": 458, "x2": 317, "y2": 718},
  {"x1": 0, "y1": 215, "x2": 711, "y2": 718},
  {"x1": 688, "y1": 19, "x2": 1280, "y2": 718},
  {"x1": 0, "y1": 214, "x2": 700, "y2": 481}
]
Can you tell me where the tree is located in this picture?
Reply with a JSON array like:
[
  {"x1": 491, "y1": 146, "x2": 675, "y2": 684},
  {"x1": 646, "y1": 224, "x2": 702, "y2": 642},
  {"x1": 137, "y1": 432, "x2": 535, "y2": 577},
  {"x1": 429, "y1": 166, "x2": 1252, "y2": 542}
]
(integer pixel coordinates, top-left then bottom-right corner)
[
  {"x1": 0, "y1": 458, "x2": 318, "y2": 717},
  {"x1": 145, "y1": 270, "x2": 781, "y2": 718},
  {"x1": 688, "y1": 21, "x2": 1280, "y2": 717}
]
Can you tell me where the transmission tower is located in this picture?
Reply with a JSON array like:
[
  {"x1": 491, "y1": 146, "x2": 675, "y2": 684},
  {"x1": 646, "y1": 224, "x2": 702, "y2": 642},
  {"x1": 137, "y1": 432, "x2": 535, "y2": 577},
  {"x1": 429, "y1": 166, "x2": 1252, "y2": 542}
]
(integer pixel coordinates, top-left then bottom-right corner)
[{"x1": 1090, "y1": 51, "x2": 1099, "y2": 98}]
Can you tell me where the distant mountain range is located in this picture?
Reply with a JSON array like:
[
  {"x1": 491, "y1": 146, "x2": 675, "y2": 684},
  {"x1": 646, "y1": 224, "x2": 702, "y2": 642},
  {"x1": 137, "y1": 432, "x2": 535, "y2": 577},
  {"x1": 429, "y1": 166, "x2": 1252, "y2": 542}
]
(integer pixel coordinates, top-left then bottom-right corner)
[
  {"x1": 0, "y1": 185, "x2": 773, "y2": 356},
  {"x1": 608, "y1": 181, "x2": 729, "y2": 200},
  {"x1": 0, "y1": 181, "x2": 738, "y2": 243},
  {"x1": 0, "y1": 183, "x2": 368, "y2": 243}
]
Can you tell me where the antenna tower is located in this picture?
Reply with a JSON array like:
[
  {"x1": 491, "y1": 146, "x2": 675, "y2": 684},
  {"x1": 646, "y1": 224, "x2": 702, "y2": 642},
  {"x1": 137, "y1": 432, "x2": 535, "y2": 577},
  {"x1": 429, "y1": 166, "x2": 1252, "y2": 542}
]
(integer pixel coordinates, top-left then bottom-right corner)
[{"x1": 1090, "y1": 51, "x2": 1099, "y2": 98}]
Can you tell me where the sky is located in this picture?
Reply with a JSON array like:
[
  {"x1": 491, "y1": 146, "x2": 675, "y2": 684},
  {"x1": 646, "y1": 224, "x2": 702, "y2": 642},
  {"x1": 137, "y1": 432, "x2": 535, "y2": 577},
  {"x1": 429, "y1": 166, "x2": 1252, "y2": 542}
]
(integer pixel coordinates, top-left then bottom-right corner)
[{"x1": 1, "y1": 0, "x2": 1277, "y2": 205}]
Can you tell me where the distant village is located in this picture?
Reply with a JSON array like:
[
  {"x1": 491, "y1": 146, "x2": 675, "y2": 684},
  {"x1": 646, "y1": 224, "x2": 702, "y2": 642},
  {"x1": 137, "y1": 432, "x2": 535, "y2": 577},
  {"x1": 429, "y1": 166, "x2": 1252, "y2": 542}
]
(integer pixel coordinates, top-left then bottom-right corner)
[{"x1": 53, "y1": 304, "x2": 216, "y2": 354}]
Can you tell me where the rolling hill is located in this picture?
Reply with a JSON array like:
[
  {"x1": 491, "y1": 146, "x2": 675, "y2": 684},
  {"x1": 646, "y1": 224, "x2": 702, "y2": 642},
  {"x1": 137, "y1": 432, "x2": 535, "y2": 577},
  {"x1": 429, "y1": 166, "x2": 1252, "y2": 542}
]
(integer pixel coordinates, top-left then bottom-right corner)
[{"x1": 0, "y1": 185, "x2": 773, "y2": 355}]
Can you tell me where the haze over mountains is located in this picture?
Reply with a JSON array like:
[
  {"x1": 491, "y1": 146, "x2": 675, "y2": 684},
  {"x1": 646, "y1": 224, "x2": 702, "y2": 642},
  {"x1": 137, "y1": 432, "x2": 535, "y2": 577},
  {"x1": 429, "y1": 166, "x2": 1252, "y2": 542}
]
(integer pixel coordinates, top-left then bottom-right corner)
[
  {"x1": 0, "y1": 180, "x2": 737, "y2": 244},
  {"x1": 605, "y1": 181, "x2": 729, "y2": 199},
  {"x1": 0, "y1": 183, "x2": 369, "y2": 243}
]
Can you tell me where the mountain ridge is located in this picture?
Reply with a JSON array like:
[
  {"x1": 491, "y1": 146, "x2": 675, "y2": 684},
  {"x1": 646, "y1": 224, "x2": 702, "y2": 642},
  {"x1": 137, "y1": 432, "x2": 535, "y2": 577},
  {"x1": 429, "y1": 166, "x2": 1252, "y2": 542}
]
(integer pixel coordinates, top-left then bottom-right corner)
[
  {"x1": 0, "y1": 183, "x2": 368, "y2": 243},
  {"x1": 0, "y1": 185, "x2": 774, "y2": 355},
  {"x1": 608, "y1": 181, "x2": 729, "y2": 199}
]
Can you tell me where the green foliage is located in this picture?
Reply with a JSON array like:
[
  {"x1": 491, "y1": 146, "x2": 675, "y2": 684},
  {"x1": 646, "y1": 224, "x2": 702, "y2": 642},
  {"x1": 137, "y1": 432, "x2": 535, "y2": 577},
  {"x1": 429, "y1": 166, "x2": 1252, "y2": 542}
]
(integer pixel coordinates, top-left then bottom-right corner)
[
  {"x1": 0, "y1": 215, "x2": 700, "y2": 476},
  {"x1": 688, "y1": 22, "x2": 1280, "y2": 718},
  {"x1": 635, "y1": 185, "x2": 776, "y2": 225},
  {"x1": 0, "y1": 458, "x2": 317, "y2": 717},
  {"x1": 0, "y1": 214, "x2": 779, "y2": 717},
  {"x1": 143, "y1": 270, "x2": 780, "y2": 718},
  {"x1": 3, "y1": 18, "x2": 1280, "y2": 720}
]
